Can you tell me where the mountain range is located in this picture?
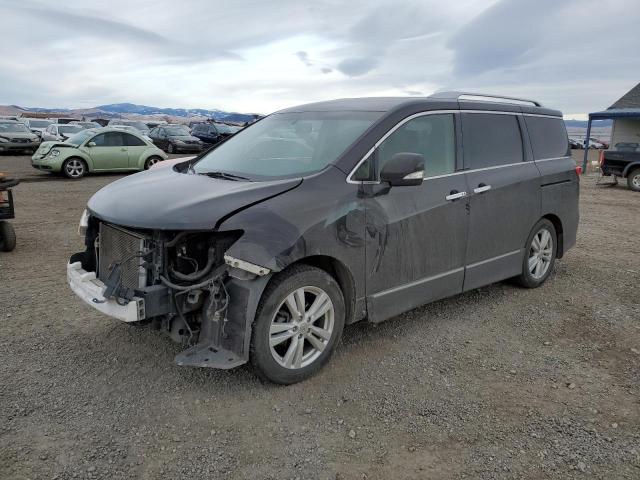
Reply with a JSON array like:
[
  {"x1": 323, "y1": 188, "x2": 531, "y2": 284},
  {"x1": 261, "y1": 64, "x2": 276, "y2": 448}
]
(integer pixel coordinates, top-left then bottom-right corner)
[{"x1": 0, "y1": 103, "x2": 261, "y2": 124}]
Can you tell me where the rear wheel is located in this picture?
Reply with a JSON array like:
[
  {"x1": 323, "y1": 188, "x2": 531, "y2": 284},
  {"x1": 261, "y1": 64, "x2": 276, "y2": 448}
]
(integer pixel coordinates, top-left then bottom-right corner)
[
  {"x1": 514, "y1": 219, "x2": 557, "y2": 288},
  {"x1": 0, "y1": 221, "x2": 16, "y2": 252},
  {"x1": 62, "y1": 158, "x2": 86, "y2": 179},
  {"x1": 627, "y1": 168, "x2": 640, "y2": 192},
  {"x1": 250, "y1": 265, "x2": 345, "y2": 384},
  {"x1": 144, "y1": 156, "x2": 162, "y2": 169}
]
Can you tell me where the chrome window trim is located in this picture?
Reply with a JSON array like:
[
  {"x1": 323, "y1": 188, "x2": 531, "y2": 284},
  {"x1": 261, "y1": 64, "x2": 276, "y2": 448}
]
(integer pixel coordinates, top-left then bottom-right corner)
[{"x1": 346, "y1": 109, "x2": 567, "y2": 185}]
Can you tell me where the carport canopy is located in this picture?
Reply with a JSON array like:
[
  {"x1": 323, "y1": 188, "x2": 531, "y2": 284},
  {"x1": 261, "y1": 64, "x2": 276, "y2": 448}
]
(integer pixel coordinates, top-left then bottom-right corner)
[{"x1": 582, "y1": 108, "x2": 640, "y2": 171}]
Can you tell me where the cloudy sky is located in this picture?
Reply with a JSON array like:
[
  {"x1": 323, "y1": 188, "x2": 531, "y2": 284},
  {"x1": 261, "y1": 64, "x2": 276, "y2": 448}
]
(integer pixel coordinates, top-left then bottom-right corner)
[{"x1": 1, "y1": 0, "x2": 639, "y2": 118}]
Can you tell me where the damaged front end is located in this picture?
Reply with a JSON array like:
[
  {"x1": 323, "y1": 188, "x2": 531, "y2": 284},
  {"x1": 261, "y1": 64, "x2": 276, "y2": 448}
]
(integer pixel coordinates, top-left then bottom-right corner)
[{"x1": 68, "y1": 213, "x2": 271, "y2": 369}]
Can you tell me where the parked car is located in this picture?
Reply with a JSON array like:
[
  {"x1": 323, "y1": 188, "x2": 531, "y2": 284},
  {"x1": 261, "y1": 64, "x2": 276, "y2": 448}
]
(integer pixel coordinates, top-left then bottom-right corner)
[
  {"x1": 148, "y1": 125, "x2": 204, "y2": 153},
  {"x1": 19, "y1": 118, "x2": 53, "y2": 138},
  {"x1": 190, "y1": 122, "x2": 236, "y2": 145},
  {"x1": 110, "y1": 125, "x2": 152, "y2": 142},
  {"x1": 53, "y1": 118, "x2": 80, "y2": 125},
  {"x1": 0, "y1": 120, "x2": 41, "y2": 153},
  {"x1": 568, "y1": 138, "x2": 583, "y2": 149},
  {"x1": 146, "y1": 120, "x2": 167, "y2": 129},
  {"x1": 31, "y1": 127, "x2": 167, "y2": 179},
  {"x1": 590, "y1": 137, "x2": 609, "y2": 149},
  {"x1": 71, "y1": 121, "x2": 102, "y2": 129},
  {"x1": 583, "y1": 138, "x2": 606, "y2": 149},
  {"x1": 67, "y1": 93, "x2": 579, "y2": 384},
  {"x1": 41, "y1": 124, "x2": 85, "y2": 142},
  {"x1": 599, "y1": 143, "x2": 640, "y2": 191},
  {"x1": 107, "y1": 120, "x2": 150, "y2": 135}
]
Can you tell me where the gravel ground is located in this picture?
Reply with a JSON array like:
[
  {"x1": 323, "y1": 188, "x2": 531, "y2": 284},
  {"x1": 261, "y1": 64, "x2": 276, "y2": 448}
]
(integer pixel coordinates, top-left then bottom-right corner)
[{"x1": 0, "y1": 151, "x2": 638, "y2": 479}]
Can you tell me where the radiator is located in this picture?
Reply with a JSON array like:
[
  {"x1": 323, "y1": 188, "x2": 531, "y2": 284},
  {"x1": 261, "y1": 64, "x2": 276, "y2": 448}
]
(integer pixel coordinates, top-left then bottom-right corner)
[{"x1": 98, "y1": 223, "x2": 149, "y2": 291}]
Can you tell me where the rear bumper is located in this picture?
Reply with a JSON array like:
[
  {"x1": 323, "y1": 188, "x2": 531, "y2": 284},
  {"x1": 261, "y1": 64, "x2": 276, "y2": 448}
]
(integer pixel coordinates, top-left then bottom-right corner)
[{"x1": 67, "y1": 262, "x2": 144, "y2": 322}]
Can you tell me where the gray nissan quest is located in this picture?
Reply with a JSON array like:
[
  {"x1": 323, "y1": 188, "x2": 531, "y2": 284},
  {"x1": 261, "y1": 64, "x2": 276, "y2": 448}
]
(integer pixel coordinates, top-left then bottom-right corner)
[{"x1": 68, "y1": 92, "x2": 579, "y2": 384}]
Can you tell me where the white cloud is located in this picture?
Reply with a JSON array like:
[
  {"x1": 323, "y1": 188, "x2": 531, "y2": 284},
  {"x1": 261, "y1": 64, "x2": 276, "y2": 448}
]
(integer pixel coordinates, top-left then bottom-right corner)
[{"x1": 0, "y1": 0, "x2": 638, "y2": 114}]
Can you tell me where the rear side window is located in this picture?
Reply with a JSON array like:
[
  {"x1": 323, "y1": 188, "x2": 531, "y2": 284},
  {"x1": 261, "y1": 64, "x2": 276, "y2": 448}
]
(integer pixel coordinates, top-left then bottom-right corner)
[
  {"x1": 462, "y1": 113, "x2": 523, "y2": 168},
  {"x1": 123, "y1": 133, "x2": 146, "y2": 146},
  {"x1": 524, "y1": 116, "x2": 569, "y2": 160}
]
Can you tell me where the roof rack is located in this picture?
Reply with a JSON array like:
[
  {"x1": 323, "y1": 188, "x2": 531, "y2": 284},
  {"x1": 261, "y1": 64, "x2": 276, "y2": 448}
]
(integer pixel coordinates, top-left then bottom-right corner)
[{"x1": 429, "y1": 91, "x2": 543, "y2": 107}]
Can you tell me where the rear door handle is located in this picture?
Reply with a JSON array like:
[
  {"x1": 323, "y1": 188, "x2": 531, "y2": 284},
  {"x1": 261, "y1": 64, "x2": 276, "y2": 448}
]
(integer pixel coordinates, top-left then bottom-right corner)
[
  {"x1": 473, "y1": 183, "x2": 492, "y2": 194},
  {"x1": 445, "y1": 190, "x2": 468, "y2": 201}
]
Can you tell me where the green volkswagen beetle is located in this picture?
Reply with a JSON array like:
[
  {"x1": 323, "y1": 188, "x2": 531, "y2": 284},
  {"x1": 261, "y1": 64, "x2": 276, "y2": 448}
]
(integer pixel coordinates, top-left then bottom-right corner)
[{"x1": 31, "y1": 127, "x2": 168, "y2": 179}]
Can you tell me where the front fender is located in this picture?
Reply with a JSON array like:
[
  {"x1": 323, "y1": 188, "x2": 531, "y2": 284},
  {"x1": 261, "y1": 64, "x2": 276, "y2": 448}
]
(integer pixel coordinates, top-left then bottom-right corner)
[{"x1": 217, "y1": 166, "x2": 366, "y2": 299}]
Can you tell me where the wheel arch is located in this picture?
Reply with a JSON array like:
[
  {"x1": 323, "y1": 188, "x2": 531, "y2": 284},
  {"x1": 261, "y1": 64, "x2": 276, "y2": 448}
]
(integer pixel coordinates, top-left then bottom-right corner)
[
  {"x1": 270, "y1": 255, "x2": 358, "y2": 325},
  {"x1": 622, "y1": 162, "x2": 640, "y2": 178},
  {"x1": 541, "y1": 213, "x2": 564, "y2": 258}
]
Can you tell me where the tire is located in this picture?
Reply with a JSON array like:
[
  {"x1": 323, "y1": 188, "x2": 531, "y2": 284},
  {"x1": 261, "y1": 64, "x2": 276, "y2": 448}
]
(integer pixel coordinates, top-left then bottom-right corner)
[
  {"x1": 627, "y1": 168, "x2": 640, "y2": 192},
  {"x1": 167, "y1": 143, "x2": 176, "y2": 154},
  {"x1": 250, "y1": 265, "x2": 345, "y2": 384},
  {"x1": 0, "y1": 221, "x2": 17, "y2": 252},
  {"x1": 62, "y1": 158, "x2": 86, "y2": 179},
  {"x1": 514, "y1": 219, "x2": 557, "y2": 288},
  {"x1": 144, "y1": 156, "x2": 162, "y2": 170}
]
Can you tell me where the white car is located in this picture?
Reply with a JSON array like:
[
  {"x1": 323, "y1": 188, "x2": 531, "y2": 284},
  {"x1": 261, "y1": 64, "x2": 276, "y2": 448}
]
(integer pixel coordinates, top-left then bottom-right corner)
[
  {"x1": 41, "y1": 124, "x2": 86, "y2": 142},
  {"x1": 22, "y1": 118, "x2": 54, "y2": 137},
  {"x1": 583, "y1": 138, "x2": 606, "y2": 149}
]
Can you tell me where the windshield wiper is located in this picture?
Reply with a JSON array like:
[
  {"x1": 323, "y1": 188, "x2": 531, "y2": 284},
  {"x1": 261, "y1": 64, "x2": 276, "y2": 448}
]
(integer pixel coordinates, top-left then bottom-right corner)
[{"x1": 199, "y1": 171, "x2": 251, "y2": 181}]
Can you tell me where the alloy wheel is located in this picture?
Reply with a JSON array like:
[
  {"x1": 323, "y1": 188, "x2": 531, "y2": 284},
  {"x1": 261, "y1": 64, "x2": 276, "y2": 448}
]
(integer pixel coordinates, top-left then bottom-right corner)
[
  {"x1": 146, "y1": 157, "x2": 160, "y2": 168},
  {"x1": 632, "y1": 173, "x2": 640, "y2": 189},
  {"x1": 528, "y1": 228, "x2": 553, "y2": 279},
  {"x1": 65, "y1": 159, "x2": 84, "y2": 178},
  {"x1": 269, "y1": 286, "x2": 335, "y2": 369}
]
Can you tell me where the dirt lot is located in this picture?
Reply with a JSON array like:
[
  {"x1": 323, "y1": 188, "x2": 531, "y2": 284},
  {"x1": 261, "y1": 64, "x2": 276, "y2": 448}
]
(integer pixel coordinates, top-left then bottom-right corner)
[{"x1": 1, "y1": 151, "x2": 638, "y2": 479}]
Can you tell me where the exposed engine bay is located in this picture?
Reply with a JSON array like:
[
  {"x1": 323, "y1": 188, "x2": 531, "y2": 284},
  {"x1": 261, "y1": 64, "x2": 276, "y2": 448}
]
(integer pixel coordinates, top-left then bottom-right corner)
[{"x1": 68, "y1": 214, "x2": 271, "y2": 369}]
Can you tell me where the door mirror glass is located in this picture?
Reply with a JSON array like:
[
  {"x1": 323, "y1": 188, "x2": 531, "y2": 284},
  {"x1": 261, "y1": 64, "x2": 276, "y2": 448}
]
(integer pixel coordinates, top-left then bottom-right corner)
[
  {"x1": 86, "y1": 141, "x2": 96, "y2": 147},
  {"x1": 380, "y1": 153, "x2": 424, "y2": 186}
]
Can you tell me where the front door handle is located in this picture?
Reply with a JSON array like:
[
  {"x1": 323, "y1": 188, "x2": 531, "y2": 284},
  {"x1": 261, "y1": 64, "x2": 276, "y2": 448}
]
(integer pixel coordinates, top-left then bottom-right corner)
[
  {"x1": 120, "y1": 148, "x2": 127, "y2": 151},
  {"x1": 445, "y1": 190, "x2": 468, "y2": 201},
  {"x1": 473, "y1": 183, "x2": 492, "y2": 194}
]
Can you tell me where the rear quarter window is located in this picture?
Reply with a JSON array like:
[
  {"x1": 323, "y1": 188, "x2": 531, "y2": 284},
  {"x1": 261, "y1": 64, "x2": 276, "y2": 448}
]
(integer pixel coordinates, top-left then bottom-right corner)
[
  {"x1": 462, "y1": 113, "x2": 524, "y2": 169},
  {"x1": 524, "y1": 116, "x2": 569, "y2": 160}
]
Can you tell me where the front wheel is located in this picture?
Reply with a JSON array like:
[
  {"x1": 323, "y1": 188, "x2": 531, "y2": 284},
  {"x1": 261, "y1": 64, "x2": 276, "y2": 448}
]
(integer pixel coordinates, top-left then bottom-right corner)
[
  {"x1": 0, "y1": 221, "x2": 17, "y2": 252},
  {"x1": 627, "y1": 168, "x2": 640, "y2": 192},
  {"x1": 514, "y1": 219, "x2": 557, "y2": 288},
  {"x1": 250, "y1": 265, "x2": 345, "y2": 384},
  {"x1": 62, "y1": 158, "x2": 86, "y2": 179}
]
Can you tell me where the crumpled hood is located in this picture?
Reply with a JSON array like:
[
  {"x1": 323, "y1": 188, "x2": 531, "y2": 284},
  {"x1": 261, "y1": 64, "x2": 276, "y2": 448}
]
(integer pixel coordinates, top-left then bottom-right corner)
[
  {"x1": 87, "y1": 167, "x2": 302, "y2": 230},
  {"x1": 33, "y1": 141, "x2": 73, "y2": 158}
]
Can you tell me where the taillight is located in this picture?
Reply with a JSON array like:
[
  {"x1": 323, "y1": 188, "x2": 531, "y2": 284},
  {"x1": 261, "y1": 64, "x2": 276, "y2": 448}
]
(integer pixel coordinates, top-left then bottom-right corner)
[
  {"x1": 599, "y1": 150, "x2": 605, "y2": 166},
  {"x1": 575, "y1": 166, "x2": 583, "y2": 176}
]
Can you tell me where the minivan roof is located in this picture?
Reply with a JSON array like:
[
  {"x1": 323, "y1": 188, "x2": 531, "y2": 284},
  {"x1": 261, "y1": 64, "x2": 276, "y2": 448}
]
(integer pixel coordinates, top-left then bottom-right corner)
[{"x1": 277, "y1": 93, "x2": 562, "y2": 117}]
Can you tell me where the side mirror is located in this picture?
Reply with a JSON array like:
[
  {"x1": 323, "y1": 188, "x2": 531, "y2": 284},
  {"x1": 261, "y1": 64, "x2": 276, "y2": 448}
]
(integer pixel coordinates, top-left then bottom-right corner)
[
  {"x1": 86, "y1": 141, "x2": 96, "y2": 147},
  {"x1": 380, "y1": 153, "x2": 425, "y2": 187}
]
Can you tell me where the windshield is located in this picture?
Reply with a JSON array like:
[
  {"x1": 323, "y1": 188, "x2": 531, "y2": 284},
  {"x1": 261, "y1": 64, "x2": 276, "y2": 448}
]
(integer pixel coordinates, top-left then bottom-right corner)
[
  {"x1": 58, "y1": 125, "x2": 83, "y2": 134},
  {"x1": 65, "y1": 130, "x2": 96, "y2": 146},
  {"x1": 0, "y1": 123, "x2": 30, "y2": 133},
  {"x1": 193, "y1": 111, "x2": 380, "y2": 179},
  {"x1": 214, "y1": 123, "x2": 233, "y2": 133},
  {"x1": 165, "y1": 126, "x2": 190, "y2": 135},
  {"x1": 30, "y1": 120, "x2": 52, "y2": 128}
]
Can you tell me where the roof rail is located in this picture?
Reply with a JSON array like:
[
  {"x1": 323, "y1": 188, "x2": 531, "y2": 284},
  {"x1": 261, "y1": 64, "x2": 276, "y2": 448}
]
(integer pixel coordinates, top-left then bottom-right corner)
[{"x1": 429, "y1": 91, "x2": 543, "y2": 107}]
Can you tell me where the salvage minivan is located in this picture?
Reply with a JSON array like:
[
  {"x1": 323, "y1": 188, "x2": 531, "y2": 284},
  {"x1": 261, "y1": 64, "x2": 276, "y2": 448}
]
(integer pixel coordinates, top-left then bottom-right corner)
[{"x1": 68, "y1": 93, "x2": 579, "y2": 384}]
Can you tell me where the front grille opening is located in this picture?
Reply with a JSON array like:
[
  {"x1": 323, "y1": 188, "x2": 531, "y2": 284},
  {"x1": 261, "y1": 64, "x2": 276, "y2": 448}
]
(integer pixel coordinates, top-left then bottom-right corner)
[{"x1": 97, "y1": 223, "x2": 150, "y2": 290}]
